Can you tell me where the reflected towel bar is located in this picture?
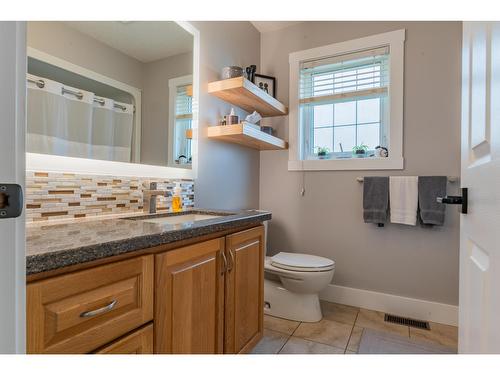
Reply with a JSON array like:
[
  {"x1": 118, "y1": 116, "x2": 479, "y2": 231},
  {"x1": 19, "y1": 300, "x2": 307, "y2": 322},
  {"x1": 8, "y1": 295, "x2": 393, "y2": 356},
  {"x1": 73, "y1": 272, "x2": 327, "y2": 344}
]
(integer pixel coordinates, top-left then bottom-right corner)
[{"x1": 356, "y1": 176, "x2": 459, "y2": 183}]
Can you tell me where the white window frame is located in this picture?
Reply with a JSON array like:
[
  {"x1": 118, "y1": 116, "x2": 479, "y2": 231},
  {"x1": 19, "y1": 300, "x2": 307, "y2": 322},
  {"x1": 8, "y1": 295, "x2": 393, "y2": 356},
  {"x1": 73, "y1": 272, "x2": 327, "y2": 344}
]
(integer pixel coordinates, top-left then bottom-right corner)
[
  {"x1": 288, "y1": 29, "x2": 406, "y2": 171},
  {"x1": 168, "y1": 74, "x2": 193, "y2": 169}
]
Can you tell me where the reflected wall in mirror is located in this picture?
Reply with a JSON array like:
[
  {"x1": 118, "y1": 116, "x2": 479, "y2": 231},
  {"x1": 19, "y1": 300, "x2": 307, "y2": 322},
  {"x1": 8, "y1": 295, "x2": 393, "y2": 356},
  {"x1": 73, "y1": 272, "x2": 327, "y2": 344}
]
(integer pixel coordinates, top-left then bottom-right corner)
[{"x1": 26, "y1": 21, "x2": 194, "y2": 169}]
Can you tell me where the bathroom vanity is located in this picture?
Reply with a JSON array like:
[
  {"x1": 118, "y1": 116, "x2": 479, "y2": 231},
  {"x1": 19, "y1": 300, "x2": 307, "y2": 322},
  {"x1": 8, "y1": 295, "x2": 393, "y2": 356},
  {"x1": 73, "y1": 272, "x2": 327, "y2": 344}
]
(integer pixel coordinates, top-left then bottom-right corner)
[
  {"x1": 22, "y1": 21, "x2": 270, "y2": 355},
  {"x1": 26, "y1": 210, "x2": 270, "y2": 354}
]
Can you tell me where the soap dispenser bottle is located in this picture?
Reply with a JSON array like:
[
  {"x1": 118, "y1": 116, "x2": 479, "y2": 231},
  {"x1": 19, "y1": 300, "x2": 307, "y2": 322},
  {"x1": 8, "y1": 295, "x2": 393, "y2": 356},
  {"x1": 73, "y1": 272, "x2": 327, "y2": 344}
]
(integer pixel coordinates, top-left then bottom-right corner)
[{"x1": 172, "y1": 183, "x2": 183, "y2": 212}]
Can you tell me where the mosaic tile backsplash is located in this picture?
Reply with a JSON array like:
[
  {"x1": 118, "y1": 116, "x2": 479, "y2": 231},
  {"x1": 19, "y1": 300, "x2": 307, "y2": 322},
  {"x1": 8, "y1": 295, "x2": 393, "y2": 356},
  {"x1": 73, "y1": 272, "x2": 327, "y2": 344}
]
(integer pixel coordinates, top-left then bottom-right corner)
[{"x1": 25, "y1": 171, "x2": 195, "y2": 223}]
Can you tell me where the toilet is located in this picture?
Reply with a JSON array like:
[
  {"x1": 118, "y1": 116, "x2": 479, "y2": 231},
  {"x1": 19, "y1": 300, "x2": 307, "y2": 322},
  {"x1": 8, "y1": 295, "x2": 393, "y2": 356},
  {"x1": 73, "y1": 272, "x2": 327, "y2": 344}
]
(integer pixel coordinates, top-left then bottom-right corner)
[{"x1": 263, "y1": 224, "x2": 335, "y2": 322}]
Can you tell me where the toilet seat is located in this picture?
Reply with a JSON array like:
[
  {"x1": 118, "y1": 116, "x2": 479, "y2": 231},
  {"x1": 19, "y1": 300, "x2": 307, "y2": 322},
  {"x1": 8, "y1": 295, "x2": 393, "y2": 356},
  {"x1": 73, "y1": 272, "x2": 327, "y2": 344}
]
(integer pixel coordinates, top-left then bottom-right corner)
[{"x1": 270, "y1": 252, "x2": 335, "y2": 272}]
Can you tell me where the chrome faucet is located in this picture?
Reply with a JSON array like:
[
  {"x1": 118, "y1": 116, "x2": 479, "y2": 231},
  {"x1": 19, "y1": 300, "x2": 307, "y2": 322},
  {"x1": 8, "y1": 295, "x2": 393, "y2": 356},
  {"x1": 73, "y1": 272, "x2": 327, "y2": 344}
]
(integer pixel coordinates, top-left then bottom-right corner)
[{"x1": 142, "y1": 182, "x2": 171, "y2": 214}]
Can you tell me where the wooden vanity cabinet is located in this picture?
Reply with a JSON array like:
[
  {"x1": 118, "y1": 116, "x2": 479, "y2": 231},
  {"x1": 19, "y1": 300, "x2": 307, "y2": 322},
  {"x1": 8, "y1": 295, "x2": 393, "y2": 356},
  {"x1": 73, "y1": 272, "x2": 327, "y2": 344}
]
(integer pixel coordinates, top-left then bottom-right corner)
[
  {"x1": 155, "y1": 238, "x2": 226, "y2": 354},
  {"x1": 224, "y1": 226, "x2": 264, "y2": 353},
  {"x1": 27, "y1": 225, "x2": 265, "y2": 354}
]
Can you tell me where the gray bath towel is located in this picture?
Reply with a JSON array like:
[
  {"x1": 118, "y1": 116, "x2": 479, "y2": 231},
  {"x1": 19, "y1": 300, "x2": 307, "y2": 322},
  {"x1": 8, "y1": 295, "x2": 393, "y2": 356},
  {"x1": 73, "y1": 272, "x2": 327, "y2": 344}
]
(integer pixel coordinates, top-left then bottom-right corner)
[
  {"x1": 363, "y1": 177, "x2": 389, "y2": 224},
  {"x1": 418, "y1": 176, "x2": 447, "y2": 226}
]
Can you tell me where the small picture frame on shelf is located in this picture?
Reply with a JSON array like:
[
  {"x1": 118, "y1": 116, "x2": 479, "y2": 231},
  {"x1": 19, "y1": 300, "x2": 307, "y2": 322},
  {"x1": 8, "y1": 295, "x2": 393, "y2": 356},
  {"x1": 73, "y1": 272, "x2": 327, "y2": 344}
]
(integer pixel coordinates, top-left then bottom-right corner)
[{"x1": 254, "y1": 74, "x2": 276, "y2": 98}]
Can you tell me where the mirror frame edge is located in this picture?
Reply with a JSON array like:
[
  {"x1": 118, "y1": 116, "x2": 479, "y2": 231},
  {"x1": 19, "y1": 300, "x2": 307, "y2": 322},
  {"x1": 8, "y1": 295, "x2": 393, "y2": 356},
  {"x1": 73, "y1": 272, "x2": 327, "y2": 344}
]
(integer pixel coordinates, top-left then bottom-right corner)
[{"x1": 176, "y1": 21, "x2": 200, "y2": 181}]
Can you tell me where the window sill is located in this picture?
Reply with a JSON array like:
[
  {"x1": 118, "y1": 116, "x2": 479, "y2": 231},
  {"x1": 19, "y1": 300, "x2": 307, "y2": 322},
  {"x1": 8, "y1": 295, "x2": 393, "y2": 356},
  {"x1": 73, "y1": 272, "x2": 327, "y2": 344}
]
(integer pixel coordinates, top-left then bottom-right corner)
[{"x1": 288, "y1": 156, "x2": 404, "y2": 171}]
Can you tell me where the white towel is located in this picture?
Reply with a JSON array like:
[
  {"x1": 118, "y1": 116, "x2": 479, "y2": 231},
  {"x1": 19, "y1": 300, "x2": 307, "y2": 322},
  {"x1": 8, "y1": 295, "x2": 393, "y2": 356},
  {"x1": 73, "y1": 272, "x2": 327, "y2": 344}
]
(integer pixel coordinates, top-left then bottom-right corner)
[{"x1": 389, "y1": 176, "x2": 419, "y2": 226}]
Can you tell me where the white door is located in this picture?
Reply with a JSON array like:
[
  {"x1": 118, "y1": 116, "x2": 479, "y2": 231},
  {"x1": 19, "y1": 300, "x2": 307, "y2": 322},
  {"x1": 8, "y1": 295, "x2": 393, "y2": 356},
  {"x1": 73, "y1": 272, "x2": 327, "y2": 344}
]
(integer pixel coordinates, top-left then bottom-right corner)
[
  {"x1": 459, "y1": 22, "x2": 500, "y2": 354},
  {"x1": 0, "y1": 21, "x2": 26, "y2": 354}
]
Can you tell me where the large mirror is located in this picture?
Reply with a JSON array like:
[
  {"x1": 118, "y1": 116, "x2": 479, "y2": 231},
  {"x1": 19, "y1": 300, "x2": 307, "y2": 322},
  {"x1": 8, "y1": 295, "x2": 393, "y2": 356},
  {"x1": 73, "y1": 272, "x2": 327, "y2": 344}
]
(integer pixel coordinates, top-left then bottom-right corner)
[{"x1": 26, "y1": 21, "x2": 195, "y2": 169}]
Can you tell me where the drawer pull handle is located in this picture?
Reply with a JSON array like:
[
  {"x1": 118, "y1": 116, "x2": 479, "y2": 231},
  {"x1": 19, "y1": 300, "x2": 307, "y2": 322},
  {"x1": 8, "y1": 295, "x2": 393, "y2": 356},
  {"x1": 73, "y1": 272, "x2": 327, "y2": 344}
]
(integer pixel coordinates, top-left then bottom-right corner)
[{"x1": 80, "y1": 300, "x2": 117, "y2": 318}]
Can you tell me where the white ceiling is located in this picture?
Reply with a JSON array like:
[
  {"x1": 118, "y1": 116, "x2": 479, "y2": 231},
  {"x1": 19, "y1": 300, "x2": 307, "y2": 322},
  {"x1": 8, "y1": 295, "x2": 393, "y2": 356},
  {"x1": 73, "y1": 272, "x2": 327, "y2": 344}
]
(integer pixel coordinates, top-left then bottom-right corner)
[
  {"x1": 65, "y1": 21, "x2": 193, "y2": 63},
  {"x1": 250, "y1": 21, "x2": 303, "y2": 33}
]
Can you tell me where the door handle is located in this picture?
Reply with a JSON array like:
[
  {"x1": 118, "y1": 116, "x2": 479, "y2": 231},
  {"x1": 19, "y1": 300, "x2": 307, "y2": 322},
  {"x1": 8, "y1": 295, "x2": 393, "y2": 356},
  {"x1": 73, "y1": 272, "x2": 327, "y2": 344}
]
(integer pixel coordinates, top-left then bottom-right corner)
[
  {"x1": 0, "y1": 183, "x2": 23, "y2": 219},
  {"x1": 220, "y1": 251, "x2": 228, "y2": 275},
  {"x1": 227, "y1": 249, "x2": 234, "y2": 272},
  {"x1": 437, "y1": 187, "x2": 468, "y2": 214}
]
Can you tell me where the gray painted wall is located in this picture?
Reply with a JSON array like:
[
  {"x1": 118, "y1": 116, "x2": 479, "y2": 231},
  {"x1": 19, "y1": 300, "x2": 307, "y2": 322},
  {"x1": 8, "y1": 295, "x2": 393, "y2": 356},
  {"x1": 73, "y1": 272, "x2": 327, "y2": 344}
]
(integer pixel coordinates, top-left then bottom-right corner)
[
  {"x1": 141, "y1": 52, "x2": 193, "y2": 166},
  {"x1": 28, "y1": 22, "x2": 144, "y2": 89},
  {"x1": 192, "y1": 22, "x2": 261, "y2": 210},
  {"x1": 259, "y1": 22, "x2": 462, "y2": 305}
]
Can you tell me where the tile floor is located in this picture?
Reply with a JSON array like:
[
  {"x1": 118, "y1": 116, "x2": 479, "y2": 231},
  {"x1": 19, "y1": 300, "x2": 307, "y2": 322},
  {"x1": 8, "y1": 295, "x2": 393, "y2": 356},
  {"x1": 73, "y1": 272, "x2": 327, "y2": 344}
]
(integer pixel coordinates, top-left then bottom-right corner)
[{"x1": 251, "y1": 301, "x2": 458, "y2": 354}]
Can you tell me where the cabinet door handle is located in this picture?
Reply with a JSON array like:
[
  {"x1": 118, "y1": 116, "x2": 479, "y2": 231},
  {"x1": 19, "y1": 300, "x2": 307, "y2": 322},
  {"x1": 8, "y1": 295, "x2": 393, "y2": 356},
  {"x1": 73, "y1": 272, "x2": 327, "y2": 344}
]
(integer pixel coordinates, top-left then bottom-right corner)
[
  {"x1": 221, "y1": 251, "x2": 228, "y2": 275},
  {"x1": 227, "y1": 249, "x2": 235, "y2": 272},
  {"x1": 80, "y1": 300, "x2": 117, "y2": 318}
]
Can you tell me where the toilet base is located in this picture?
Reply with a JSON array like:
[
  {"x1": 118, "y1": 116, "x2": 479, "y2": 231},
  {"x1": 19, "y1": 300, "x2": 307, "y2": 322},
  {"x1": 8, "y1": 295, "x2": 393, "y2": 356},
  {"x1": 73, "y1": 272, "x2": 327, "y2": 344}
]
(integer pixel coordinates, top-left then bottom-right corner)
[{"x1": 264, "y1": 278, "x2": 323, "y2": 322}]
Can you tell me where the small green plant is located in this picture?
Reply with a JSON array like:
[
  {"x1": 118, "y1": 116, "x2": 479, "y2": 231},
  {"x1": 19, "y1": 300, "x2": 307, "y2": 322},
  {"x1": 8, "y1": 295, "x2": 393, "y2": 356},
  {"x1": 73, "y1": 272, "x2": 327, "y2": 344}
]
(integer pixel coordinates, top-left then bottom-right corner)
[
  {"x1": 352, "y1": 143, "x2": 369, "y2": 158},
  {"x1": 352, "y1": 144, "x2": 369, "y2": 154},
  {"x1": 316, "y1": 146, "x2": 330, "y2": 158}
]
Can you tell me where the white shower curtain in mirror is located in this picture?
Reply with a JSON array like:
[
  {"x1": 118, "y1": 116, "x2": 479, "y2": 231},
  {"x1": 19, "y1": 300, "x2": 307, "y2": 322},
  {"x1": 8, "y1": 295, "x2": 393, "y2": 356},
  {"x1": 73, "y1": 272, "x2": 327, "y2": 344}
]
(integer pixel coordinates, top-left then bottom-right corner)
[
  {"x1": 112, "y1": 103, "x2": 134, "y2": 162},
  {"x1": 91, "y1": 98, "x2": 134, "y2": 162},
  {"x1": 27, "y1": 73, "x2": 134, "y2": 162}
]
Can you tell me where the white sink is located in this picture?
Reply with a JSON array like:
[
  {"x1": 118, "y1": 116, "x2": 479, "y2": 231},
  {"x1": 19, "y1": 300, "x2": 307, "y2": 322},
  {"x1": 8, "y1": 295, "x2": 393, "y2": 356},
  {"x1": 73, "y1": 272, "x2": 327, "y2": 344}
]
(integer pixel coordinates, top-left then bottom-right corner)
[{"x1": 138, "y1": 213, "x2": 222, "y2": 225}]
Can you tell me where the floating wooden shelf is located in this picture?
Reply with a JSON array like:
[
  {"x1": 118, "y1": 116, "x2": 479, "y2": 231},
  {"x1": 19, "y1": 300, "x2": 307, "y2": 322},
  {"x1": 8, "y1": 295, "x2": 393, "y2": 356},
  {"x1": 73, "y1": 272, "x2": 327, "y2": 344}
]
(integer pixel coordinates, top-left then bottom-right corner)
[
  {"x1": 207, "y1": 122, "x2": 288, "y2": 151},
  {"x1": 208, "y1": 77, "x2": 288, "y2": 117}
]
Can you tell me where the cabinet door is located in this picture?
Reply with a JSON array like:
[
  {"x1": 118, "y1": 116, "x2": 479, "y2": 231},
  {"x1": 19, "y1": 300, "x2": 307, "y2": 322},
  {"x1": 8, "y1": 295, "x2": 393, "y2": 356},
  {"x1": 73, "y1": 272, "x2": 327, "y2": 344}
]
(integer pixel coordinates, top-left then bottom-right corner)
[
  {"x1": 95, "y1": 324, "x2": 153, "y2": 354},
  {"x1": 155, "y1": 238, "x2": 225, "y2": 354},
  {"x1": 224, "y1": 226, "x2": 264, "y2": 353}
]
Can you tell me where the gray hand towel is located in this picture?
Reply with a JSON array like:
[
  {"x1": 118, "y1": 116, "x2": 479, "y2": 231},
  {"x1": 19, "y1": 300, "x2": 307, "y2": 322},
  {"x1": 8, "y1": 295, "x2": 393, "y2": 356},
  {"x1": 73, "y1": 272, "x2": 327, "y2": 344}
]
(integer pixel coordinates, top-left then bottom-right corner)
[
  {"x1": 418, "y1": 176, "x2": 447, "y2": 226},
  {"x1": 363, "y1": 177, "x2": 389, "y2": 224}
]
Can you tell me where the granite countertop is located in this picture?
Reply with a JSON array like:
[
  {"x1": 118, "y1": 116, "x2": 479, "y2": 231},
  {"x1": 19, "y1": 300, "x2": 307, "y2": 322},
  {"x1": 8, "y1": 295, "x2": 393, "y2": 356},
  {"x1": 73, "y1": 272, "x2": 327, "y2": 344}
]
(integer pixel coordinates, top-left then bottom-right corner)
[{"x1": 26, "y1": 209, "x2": 271, "y2": 276}]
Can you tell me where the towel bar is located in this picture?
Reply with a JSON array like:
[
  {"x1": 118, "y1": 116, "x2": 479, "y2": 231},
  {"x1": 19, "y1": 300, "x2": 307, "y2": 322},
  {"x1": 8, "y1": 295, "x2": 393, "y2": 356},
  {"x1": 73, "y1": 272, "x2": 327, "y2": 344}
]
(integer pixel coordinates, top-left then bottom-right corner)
[{"x1": 356, "y1": 176, "x2": 459, "y2": 183}]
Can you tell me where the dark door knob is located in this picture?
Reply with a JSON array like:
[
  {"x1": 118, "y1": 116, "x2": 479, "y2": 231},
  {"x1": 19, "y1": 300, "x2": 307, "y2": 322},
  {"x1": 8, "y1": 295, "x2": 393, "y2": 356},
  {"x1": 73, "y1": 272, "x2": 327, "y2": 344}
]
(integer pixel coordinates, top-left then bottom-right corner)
[{"x1": 437, "y1": 187, "x2": 468, "y2": 214}]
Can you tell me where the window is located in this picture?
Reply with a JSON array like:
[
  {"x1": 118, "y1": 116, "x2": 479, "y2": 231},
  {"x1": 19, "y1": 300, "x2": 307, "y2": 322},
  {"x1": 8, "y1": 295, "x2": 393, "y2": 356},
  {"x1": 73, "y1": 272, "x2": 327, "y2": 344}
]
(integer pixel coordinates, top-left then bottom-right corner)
[
  {"x1": 173, "y1": 84, "x2": 193, "y2": 163},
  {"x1": 168, "y1": 75, "x2": 193, "y2": 168},
  {"x1": 301, "y1": 47, "x2": 388, "y2": 158},
  {"x1": 289, "y1": 30, "x2": 405, "y2": 170}
]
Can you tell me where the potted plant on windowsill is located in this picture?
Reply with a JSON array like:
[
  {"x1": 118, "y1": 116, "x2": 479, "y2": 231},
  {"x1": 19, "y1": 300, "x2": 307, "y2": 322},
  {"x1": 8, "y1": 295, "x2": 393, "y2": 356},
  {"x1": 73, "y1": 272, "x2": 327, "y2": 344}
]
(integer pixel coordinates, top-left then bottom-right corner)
[
  {"x1": 316, "y1": 146, "x2": 330, "y2": 160},
  {"x1": 352, "y1": 144, "x2": 369, "y2": 158}
]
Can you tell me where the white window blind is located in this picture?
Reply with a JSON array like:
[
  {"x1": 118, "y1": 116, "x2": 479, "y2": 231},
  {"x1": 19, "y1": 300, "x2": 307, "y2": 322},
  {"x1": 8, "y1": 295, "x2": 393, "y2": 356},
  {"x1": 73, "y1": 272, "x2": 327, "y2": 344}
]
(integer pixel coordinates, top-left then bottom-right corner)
[
  {"x1": 299, "y1": 46, "x2": 390, "y2": 105},
  {"x1": 175, "y1": 84, "x2": 193, "y2": 120}
]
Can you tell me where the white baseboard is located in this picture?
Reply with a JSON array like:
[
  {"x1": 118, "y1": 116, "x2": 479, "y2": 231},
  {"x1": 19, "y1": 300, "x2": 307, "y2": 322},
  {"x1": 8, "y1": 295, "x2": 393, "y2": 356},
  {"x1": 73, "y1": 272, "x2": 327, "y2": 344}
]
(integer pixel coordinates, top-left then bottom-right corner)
[{"x1": 319, "y1": 284, "x2": 458, "y2": 327}]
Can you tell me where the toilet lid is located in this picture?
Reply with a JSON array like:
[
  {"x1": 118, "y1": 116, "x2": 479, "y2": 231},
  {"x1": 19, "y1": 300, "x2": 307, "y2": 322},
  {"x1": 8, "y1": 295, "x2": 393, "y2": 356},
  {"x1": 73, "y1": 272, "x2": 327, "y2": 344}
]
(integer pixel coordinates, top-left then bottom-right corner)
[{"x1": 270, "y1": 252, "x2": 335, "y2": 272}]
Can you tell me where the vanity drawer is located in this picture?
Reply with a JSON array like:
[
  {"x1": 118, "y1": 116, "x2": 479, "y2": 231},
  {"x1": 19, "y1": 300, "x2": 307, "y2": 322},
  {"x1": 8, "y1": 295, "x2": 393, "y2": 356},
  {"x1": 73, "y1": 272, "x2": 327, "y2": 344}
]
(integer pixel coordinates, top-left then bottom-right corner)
[
  {"x1": 95, "y1": 324, "x2": 153, "y2": 354},
  {"x1": 27, "y1": 255, "x2": 154, "y2": 354}
]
